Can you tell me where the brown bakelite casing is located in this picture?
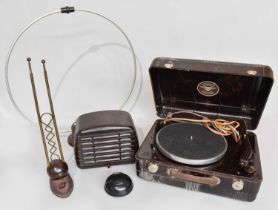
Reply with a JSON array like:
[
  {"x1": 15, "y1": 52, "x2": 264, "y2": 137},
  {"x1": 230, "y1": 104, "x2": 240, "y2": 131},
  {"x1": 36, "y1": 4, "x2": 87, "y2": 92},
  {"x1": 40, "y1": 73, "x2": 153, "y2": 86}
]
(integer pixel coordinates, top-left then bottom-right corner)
[
  {"x1": 69, "y1": 110, "x2": 139, "y2": 169},
  {"x1": 136, "y1": 57, "x2": 274, "y2": 201},
  {"x1": 47, "y1": 159, "x2": 73, "y2": 198}
]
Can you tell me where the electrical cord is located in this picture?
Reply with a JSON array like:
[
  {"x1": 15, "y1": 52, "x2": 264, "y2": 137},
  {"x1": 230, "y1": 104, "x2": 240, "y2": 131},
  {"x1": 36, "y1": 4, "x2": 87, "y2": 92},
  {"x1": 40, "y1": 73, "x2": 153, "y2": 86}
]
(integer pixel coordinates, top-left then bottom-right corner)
[{"x1": 163, "y1": 110, "x2": 241, "y2": 142}]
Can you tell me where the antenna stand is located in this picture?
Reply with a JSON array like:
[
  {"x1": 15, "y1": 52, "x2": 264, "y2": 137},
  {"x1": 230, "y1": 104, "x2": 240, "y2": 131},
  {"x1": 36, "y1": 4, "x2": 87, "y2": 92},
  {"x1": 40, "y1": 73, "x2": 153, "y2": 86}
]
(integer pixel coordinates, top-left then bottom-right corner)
[{"x1": 27, "y1": 57, "x2": 73, "y2": 198}]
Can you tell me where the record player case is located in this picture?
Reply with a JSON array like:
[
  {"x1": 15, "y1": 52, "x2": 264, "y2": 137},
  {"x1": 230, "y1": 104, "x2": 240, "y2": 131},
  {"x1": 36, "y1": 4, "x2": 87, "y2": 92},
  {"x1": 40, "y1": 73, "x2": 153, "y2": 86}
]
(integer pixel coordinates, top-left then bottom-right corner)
[{"x1": 136, "y1": 57, "x2": 274, "y2": 201}]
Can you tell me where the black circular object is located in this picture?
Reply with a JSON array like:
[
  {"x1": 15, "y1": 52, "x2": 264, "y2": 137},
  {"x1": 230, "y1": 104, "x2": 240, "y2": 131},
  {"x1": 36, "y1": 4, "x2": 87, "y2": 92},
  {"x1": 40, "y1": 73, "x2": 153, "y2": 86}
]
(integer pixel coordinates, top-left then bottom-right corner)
[
  {"x1": 104, "y1": 172, "x2": 133, "y2": 197},
  {"x1": 156, "y1": 122, "x2": 227, "y2": 165}
]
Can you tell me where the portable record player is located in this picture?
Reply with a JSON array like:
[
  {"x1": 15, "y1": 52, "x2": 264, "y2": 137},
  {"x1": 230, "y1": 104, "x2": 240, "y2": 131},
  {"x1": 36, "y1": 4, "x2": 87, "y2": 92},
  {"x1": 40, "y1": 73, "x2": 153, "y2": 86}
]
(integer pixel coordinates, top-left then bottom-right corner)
[{"x1": 136, "y1": 57, "x2": 274, "y2": 201}]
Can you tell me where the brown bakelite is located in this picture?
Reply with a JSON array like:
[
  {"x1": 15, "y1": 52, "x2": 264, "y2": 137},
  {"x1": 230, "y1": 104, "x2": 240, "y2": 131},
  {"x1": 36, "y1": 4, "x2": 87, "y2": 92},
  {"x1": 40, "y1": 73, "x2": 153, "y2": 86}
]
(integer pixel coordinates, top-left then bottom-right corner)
[
  {"x1": 47, "y1": 159, "x2": 69, "y2": 179},
  {"x1": 68, "y1": 110, "x2": 139, "y2": 169},
  {"x1": 47, "y1": 159, "x2": 73, "y2": 198},
  {"x1": 136, "y1": 57, "x2": 274, "y2": 202},
  {"x1": 49, "y1": 174, "x2": 74, "y2": 198}
]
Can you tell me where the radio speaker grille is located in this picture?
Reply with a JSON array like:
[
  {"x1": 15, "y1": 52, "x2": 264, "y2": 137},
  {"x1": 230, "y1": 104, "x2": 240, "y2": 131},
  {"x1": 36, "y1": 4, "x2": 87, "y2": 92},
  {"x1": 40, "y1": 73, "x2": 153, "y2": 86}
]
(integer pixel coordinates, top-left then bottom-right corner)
[{"x1": 68, "y1": 111, "x2": 139, "y2": 169}]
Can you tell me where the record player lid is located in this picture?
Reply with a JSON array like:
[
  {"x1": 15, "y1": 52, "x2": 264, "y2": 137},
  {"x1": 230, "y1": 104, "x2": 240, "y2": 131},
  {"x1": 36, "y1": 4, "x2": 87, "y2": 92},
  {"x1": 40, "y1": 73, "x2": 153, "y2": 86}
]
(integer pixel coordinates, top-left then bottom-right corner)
[{"x1": 149, "y1": 57, "x2": 274, "y2": 130}]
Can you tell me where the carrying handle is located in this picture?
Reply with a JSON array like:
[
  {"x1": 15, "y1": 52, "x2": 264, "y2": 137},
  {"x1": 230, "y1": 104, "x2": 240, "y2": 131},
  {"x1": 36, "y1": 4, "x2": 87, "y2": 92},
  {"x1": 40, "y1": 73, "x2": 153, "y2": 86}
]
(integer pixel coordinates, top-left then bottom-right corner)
[{"x1": 169, "y1": 169, "x2": 220, "y2": 187}]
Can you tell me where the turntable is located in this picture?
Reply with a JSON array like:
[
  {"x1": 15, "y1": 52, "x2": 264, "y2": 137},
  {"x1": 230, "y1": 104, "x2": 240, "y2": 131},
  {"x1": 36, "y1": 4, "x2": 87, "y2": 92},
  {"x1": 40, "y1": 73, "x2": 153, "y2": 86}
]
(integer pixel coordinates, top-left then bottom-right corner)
[{"x1": 136, "y1": 58, "x2": 274, "y2": 201}]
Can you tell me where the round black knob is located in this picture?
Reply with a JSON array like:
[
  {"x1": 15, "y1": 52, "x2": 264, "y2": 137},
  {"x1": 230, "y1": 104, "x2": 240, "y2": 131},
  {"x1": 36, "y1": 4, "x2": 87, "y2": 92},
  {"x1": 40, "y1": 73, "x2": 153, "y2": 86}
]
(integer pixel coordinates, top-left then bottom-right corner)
[
  {"x1": 104, "y1": 172, "x2": 133, "y2": 197},
  {"x1": 67, "y1": 133, "x2": 74, "y2": 147}
]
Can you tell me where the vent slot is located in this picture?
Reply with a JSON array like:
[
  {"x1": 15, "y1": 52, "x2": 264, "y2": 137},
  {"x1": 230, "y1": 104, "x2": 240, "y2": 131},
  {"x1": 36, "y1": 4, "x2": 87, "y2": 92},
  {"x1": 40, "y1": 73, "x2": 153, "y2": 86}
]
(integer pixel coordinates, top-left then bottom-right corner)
[{"x1": 75, "y1": 129, "x2": 138, "y2": 168}]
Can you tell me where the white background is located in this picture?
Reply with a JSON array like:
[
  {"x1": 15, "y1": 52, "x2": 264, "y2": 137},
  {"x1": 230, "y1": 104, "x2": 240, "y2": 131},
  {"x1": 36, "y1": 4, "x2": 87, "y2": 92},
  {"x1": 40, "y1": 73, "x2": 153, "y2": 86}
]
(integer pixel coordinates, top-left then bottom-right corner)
[{"x1": 0, "y1": 0, "x2": 278, "y2": 210}]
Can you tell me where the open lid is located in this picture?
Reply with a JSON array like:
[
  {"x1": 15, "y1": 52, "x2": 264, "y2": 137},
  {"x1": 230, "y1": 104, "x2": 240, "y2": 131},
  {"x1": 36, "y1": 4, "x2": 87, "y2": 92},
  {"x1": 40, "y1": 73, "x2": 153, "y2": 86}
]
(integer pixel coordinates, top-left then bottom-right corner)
[{"x1": 149, "y1": 57, "x2": 274, "y2": 130}]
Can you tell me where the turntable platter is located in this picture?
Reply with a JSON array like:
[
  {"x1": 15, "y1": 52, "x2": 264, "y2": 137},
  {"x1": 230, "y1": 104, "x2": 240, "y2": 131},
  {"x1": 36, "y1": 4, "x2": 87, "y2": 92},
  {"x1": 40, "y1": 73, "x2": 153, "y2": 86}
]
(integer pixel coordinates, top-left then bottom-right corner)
[{"x1": 156, "y1": 122, "x2": 227, "y2": 165}]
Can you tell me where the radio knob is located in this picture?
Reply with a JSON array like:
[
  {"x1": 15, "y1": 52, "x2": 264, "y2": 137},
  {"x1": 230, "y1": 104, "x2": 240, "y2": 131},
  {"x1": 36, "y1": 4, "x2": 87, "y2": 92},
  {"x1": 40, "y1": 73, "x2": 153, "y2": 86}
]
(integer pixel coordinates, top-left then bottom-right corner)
[
  {"x1": 148, "y1": 163, "x2": 159, "y2": 173},
  {"x1": 232, "y1": 179, "x2": 244, "y2": 191}
]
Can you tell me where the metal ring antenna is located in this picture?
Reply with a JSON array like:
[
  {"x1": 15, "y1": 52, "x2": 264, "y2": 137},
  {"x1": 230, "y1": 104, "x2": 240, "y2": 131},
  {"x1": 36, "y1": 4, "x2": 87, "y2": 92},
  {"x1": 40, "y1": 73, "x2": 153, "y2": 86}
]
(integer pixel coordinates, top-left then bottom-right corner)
[{"x1": 5, "y1": 6, "x2": 137, "y2": 124}]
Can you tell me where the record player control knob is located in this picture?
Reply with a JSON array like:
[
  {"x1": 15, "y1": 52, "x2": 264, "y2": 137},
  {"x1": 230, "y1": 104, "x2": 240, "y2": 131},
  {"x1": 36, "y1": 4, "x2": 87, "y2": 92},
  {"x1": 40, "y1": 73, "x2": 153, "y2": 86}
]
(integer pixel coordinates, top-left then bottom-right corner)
[
  {"x1": 148, "y1": 163, "x2": 159, "y2": 173},
  {"x1": 232, "y1": 179, "x2": 244, "y2": 191}
]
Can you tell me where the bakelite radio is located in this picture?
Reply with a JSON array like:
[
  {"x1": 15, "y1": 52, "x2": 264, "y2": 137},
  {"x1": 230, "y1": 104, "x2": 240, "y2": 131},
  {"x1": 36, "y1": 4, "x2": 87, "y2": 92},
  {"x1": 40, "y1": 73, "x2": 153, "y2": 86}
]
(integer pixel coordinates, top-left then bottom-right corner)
[{"x1": 68, "y1": 110, "x2": 139, "y2": 169}]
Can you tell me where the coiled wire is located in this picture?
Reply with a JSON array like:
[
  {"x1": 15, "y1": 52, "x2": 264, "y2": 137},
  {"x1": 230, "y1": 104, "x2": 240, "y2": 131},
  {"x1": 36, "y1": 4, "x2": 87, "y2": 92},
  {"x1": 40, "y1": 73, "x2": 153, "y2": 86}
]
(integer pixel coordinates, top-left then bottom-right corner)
[{"x1": 41, "y1": 113, "x2": 61, "y2": 160}]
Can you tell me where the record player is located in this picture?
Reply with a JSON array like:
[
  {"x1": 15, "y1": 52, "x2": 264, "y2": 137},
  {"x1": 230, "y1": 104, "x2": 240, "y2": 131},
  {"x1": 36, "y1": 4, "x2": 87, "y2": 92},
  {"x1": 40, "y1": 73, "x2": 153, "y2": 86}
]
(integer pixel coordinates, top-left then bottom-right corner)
[{"x1": 136, "y1": 57, "x2": 274, "y2": 201}]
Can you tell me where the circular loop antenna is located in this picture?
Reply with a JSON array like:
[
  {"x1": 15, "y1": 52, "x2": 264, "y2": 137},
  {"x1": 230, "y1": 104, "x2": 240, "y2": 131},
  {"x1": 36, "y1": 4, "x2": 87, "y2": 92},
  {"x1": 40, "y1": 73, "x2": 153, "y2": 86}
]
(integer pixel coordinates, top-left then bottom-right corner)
[{"x1": 5, "y1": 7, "x2": 137, "y2": 123}]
